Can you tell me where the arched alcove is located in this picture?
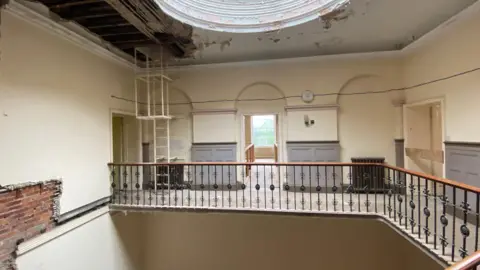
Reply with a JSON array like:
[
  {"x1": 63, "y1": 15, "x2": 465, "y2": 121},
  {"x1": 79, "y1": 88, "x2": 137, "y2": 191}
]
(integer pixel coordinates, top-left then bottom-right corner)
[
  {"x1": 235, "y1": 82, "x2": 286, "y2": 113},
  {"x1": 235, "y1": 82, "x2": 286, "y2": 162},
  {"x1": 337, "y1": 75, "x2": 396, "y2": 164}
]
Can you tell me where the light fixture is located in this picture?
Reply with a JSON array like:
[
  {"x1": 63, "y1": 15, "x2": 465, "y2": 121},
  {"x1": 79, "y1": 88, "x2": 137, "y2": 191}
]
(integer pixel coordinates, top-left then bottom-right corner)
[{"x1": 154, "y1": 0, "x2": 350, "y2": 33}]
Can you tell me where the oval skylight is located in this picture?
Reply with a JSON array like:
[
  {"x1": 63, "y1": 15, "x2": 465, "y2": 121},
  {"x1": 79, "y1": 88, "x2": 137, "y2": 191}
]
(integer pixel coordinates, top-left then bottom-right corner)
[{"x1": 155, "y1": 0, "x2": 350, "y2": 33}]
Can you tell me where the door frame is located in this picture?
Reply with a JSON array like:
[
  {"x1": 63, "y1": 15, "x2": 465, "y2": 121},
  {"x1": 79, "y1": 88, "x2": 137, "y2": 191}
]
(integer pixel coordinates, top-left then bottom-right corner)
[
  {"x1": 403, "y1": 97, "x2": 445, "y2": 177},
  {"x1": 239, "y1": 112, "x2": 283, "y2": 163}
]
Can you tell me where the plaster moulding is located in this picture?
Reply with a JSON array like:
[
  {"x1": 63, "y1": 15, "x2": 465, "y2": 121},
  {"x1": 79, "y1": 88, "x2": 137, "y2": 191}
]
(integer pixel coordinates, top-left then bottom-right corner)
[
  {"x1": 284, "y1": 104, "x2": 339, "y2": 112},
  {"x1": 4, "y1": 0, "x2": 134, "y2": 69},
  {"x1": 191, "y1": 108, "x2": 238, "y2": 115},
  {"x1": 155, "y1": 0, "x2": 350, "y2": 33}
]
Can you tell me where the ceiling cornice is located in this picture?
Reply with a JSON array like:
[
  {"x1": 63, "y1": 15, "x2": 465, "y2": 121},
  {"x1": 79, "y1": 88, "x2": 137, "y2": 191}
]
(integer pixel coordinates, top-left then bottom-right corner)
[{"x1": 3, "y1": 0, "x2": 134, "y2": 69}]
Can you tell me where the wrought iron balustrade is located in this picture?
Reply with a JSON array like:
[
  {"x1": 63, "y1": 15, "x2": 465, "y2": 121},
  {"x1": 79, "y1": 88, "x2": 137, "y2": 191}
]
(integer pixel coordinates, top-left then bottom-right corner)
[{"x1": 108, "y1": 162, "x2": 480, "y2": 266}]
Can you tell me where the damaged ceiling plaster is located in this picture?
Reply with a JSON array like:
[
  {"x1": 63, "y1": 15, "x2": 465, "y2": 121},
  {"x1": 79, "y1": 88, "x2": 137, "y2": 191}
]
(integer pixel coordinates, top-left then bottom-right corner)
[
  {"x1": 155, "y1": 0, "x2": 351, "y2": 33},
  {"x1": 168, "y1": 0, "x2": 477, "y2": 65}
]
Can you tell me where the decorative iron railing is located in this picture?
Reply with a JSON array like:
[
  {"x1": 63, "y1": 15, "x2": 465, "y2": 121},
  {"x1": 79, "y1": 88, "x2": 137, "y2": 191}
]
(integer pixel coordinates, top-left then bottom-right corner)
[{"x1": 108, "y1": 162, "x2": 480, "y2": 265}]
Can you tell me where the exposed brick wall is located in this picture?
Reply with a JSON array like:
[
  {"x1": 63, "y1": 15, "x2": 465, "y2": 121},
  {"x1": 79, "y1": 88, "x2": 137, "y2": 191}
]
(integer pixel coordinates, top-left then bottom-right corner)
[{"x1": 0, "y1": 180, "x2": 62, "y2": 270}]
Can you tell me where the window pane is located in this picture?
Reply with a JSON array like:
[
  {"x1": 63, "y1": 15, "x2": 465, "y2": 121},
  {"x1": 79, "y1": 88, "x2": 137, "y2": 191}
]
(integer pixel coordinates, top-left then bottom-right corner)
[{"x1": 252, "y1": 115, "x2": 275, "y2": 147}]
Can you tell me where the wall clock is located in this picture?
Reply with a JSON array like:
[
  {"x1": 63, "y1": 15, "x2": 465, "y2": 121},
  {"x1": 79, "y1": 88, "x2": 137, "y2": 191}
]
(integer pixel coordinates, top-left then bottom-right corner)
[{"x1": 301, "y1": 90, "x2": 314, "y2": 103}]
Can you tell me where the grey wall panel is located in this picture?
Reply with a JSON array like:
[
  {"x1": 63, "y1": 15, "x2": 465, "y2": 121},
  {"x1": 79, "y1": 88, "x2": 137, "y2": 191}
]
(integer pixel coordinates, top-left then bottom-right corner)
[
  {"x1": 444, "y1": 142, "x2": 480, "y2": 221},
  {"x1": 191, "y1": 143, "x2": 237, "y2": 187},
  {"x1": 394, "y1": 139, "x2": 405, "y2": 168},
  {"x1": 286, "y1": 141, "x2": 340, "y2": 188}
]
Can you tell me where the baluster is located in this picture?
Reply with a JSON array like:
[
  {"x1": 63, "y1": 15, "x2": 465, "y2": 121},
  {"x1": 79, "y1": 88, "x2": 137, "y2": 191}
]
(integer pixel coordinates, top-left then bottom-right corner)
[
  {"x1": 186, "y1": 165, "x2": 191, "y2": 207},
  {"x1": 264, "y1": 165, "x2": 267, "y2": 210},
  {"x1": 365, "y1": 172, "x2": 370, "y2": 213},
  {"x1": 255, "y1": 166, "x2": 260, "y2": 209},
  {"x1": 200, "y1": 166, "x2": 205, "y2": 207},
  {"x1": 374, "y1": 165, "x2": 378, "y2": 213},
  {"x1": 325, "y1": 166, "x2": 329, "y2": 212},
  {"x1": 228, "y1": 166, "x2": 232, "y2": 208},
  {"x1": 194, "y1": 166, "x2": 197, "y2": 207},
  {"x1": 440, "y1": 184, "x2": 449, "y2": 256},
  {"x1": 110, "y1": 165, "x2": 116, "y2": 204},
  {"x1": 285, "y1": 169, "x2": 290, "y2": 210},
  {"x1": 332, "y1": 166, "x2": 338, "y2": 212},
  {"x1": 241, "y1": 165, "x2": 246, "y2": 208},
  {"x1": 123, "y1": 165, "x2": 128, "y2": 205},
  {"x1": 213, "y1": 166, "x2": 218, "y2": 207},
  {"x1": 341, "y1": 166, "x2": 344, "y2": 212},
  {"x1": 309, "y1": 165, "x2": 313, "y2": 211},
  {"x1": 460, "y1": 189, "x2": 471, "y2": 259},
  {"x1": 397, "y1": 170, "x2": 404, "y2": 227},
  {"x1": 294, "y1": 166, "x2": 297, "y2": 210},
  {"x1": 418, "y1": 176, "x2": 421, "y2": 238},
  {"x1": 387, "y1": 169, "x2": 392, "y2": 218},
  {"x1": 476, "y1": 193, "x2": 479, "y2": 251},
  {"x1": 409, "y1": 175, "x2": 416, "y2": 234},
  {"x1": 149, "y1": 165, "x2": 153, "y2": 206},
  {"x1": 135, "y1": 166, "x2": 140, "y2": 205},
  {"x1": 270, "y1": 164, "x2": 275, "y2": 209},
  {"x1": 423, "y1": 178, "x2": 431, "y2": 244},
  {"x1": 434, "y1": 182, "x2": 437, "y2": 249},
  {"x1": 278, "y1": 165, "x2": 282, "y2": 210},
  {"x1": 317, "y1": 166, "x2": 322, "y2": 211},
  {"x1": 392, "y1": 169, "x2": 397, "y2": 222},
  {"x1": 348, "y1": 166, "x2": 353, "y2": 212},
  {"x1": 452, "y1": 186, "x2": 457, "y2": 262}
]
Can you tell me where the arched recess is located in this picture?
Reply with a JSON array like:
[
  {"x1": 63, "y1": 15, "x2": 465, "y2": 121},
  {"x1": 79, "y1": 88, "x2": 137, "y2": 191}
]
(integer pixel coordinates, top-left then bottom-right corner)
[
  {"x1": 235, "y1": 82, "x2": 287, "y2": 163},
  {"x1": 337, "y1": 74, "x2": 396, "y2": 165}
]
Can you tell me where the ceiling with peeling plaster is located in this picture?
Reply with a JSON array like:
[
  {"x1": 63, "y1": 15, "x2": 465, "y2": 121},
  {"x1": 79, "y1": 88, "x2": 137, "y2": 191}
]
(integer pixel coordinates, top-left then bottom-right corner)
[
  {"x1": 170, "y1": 0, "x2": 478, "y2": 65},
  {"x1": 154, "y1": 0, "x2": 350, "y2": 33}
]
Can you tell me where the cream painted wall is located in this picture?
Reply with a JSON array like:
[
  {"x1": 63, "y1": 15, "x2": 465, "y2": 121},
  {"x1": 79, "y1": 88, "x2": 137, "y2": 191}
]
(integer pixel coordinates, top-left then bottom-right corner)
[
  {"x1": 16, "y1": 212, "x2": 145, "y2": 270},
  {"x1": 402, "y1": 8, "x2": 480, "y2": 142},
  {"x1": 287, "y1": 109, "x2": 338, "y2": 141},
  {"x1": 0, "y1": 12, "x2": 136, "y2": 213},
  {"x1": 142, "y1": 212, "x2": 442, "y2": 270},
  {"x1": 172, "y1": 58, "x2": 401, "y2": 162},
  {"x1": 338, "y1": 76, "x2": 396, "y2": 163}
]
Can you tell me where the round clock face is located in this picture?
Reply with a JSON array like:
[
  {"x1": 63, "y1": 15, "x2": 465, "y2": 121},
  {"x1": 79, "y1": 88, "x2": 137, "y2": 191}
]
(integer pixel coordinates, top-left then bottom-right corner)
[{"x1": 301, "y1": 90, "x2": 314, "y2": 103}]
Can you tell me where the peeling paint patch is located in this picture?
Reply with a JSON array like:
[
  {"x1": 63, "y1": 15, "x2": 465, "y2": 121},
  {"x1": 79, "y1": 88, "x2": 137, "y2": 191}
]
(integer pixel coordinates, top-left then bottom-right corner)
[{"x1": 319, "y1": 1, "x2": 353, "y2": 29}]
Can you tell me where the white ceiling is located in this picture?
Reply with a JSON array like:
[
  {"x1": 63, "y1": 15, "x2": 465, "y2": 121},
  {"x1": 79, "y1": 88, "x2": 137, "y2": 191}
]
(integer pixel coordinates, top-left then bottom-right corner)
[{"x1": 170, "y1": 0, "x2": 478, "y2": 65}]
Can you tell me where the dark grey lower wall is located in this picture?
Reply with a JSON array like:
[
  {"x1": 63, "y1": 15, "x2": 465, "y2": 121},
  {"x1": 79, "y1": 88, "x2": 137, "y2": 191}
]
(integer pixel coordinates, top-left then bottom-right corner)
[
  {"x1": 191, "y1": 143, "x2": 237, "y2": 188},
  {"x1": 444, "y1": 142, "x2": 480, "y2": 223},
  {"x1": 394, "y1": 139, "x2": 405, "y2": 168},
  {"x1": 286, "y1": 141, "x2": 340, "y2": 188}
]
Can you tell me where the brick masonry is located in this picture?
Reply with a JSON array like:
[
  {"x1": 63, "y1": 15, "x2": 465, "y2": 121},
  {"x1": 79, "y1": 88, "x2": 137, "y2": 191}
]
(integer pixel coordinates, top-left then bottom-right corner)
[{"x1": 0, "y1": 180, "x2": 62, "y2": 270}]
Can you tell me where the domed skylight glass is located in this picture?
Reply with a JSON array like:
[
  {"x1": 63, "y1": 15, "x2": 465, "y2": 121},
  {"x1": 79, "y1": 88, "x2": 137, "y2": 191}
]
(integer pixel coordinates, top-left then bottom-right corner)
[{"x1": 155, "y1": 0, "x2": 350, "y2": 33}]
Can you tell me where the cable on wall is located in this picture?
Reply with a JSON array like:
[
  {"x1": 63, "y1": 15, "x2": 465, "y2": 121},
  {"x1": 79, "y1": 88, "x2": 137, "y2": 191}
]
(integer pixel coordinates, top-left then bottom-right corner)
[{"x1": 111, "y1": 66, "x2": 480, "y2": 106}]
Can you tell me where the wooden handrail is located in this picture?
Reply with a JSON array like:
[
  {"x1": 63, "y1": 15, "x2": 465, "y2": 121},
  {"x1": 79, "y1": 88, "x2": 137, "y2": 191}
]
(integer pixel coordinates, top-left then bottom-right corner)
[
  {"x1": 383, "y1": 164, "x2": 480, "y2": 193},
  {"x1": 446, "y1": 251, "x2": 480, "y2": 270},
  {"x1": 107, "y1": 162, "x2": 480, "y2": 194}
]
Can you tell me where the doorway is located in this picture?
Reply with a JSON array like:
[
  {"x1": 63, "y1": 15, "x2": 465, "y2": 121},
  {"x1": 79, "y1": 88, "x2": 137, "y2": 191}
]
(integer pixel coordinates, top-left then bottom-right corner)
[
  {"x1": 244, "y1": 114, "x2": 279, "y2": 163},
  {"x1": 404, "y1": 101, "x2": 444, "y2": 177}
]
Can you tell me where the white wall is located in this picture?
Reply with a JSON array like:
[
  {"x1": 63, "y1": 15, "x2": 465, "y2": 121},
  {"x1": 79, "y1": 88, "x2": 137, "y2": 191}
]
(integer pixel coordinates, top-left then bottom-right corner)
[
  {"x1": 402, "y1": 5, "x2": 480, "y2": 142},
  {"x1": 16, "y1": 210, "x2": 145, "y2": 270},
  {"x1": 0, "y1": 12, "x2": 136, "y2": 213}
]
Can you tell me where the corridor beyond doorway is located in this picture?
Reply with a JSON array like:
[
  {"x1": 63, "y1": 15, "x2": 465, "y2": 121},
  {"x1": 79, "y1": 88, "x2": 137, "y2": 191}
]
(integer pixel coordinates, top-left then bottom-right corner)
[{"x1": 244, "y1": 114, "x2": 278, "y2": 162}]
